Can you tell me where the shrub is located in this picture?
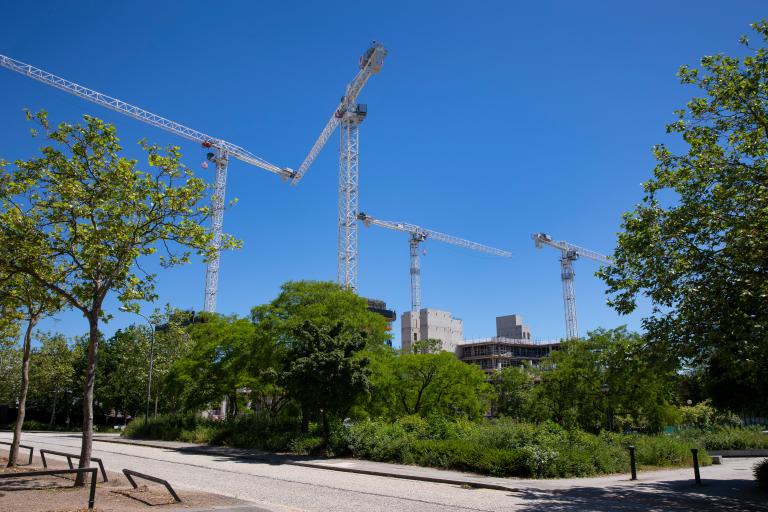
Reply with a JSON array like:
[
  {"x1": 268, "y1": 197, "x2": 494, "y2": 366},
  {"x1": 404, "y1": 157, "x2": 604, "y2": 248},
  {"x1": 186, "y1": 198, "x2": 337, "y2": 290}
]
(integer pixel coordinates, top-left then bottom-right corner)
[{"x1": 755, "y1": 459, "x2": 768, "y2": 491}]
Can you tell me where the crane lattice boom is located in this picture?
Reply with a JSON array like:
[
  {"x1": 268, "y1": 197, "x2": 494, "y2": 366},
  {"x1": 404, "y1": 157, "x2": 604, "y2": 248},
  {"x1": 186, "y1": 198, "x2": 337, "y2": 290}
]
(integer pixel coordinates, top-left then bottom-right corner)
[
  {"x1": 0, "y1": 54, "x2": 294, "y2": 180},
  {"x1": 532, "y1": 233, "x2": 608, "y2": 263},
  {"x1": 360, "y1": 213, "x2": 513, "y2": 258},
  {"x1": 291, "y1": 42, "x2": 387, "y2": 185},
  {"x1": 0, "y1": 52, "x2": 295, "y2": 313},
  {"x1": 360, "y1": 212, "x2": 511, "y2": 313}
]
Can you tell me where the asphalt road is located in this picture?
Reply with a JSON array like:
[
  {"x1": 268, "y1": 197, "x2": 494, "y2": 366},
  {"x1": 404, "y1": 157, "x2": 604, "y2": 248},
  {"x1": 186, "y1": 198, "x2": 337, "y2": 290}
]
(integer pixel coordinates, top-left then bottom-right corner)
[{"x1": 2, "y1": 432, "x2": 766, "y2": 511}]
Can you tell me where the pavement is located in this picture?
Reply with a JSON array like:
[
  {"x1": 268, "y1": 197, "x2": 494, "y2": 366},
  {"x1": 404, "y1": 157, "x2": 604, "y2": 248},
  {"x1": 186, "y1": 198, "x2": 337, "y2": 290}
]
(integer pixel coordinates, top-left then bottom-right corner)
[{"x1": 1, "y1": 431, "x2": 767, "y2": 511}]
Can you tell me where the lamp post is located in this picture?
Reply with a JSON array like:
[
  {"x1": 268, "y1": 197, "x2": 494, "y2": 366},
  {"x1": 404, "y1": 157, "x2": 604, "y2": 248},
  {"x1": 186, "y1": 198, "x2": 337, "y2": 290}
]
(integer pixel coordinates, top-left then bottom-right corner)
[
  {"x1": 601, "y1": 383, "x2": 613, "y2": 432},
  {"x1": 119, "y1": 307, "x2": 156, "y2": 422}
]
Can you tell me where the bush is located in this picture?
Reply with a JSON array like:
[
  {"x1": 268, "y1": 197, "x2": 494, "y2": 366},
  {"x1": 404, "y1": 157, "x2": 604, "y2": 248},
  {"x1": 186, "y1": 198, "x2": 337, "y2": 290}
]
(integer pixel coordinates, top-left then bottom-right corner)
[
  {"x1": 755, "y1": 459, "x2": 768, "y2": 491},
  {"x1": 125, "y1": 413, "x2": 715, "y2": 479},
  {"x1": 675, "y1": 426, "x2": 768, "y2": 450}
]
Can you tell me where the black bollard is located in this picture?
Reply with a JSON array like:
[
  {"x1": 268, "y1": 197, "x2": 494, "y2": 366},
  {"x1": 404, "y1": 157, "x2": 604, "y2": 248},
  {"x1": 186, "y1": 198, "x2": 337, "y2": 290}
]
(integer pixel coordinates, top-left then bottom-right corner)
[
  {"x1": 628, "y1": 445, "x2": 637, "y2": 480},
  {"x1": 691, "y1": 448, "x2": 702, "y2": 485}
]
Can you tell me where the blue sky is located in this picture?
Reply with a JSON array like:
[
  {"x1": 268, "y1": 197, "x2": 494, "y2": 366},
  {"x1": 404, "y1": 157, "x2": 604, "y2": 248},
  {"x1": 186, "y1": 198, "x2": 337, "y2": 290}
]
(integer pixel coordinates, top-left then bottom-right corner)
[{"x1": 1, "y1": 1, "x2": 764, "y2": 345}]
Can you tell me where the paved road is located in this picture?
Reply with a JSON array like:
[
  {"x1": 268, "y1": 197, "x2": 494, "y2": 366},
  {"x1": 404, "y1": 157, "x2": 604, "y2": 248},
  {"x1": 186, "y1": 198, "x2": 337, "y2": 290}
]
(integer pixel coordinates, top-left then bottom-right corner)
[{"x1": 2, "y1": 432, "x2": 766, "y2": 511}]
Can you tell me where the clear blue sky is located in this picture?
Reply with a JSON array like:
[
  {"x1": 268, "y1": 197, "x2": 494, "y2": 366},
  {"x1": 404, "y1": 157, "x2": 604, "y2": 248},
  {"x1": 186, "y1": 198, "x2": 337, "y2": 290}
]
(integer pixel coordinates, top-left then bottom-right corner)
[{"x1": 1, "y1": 1, "x2": 764, "y2": 345}]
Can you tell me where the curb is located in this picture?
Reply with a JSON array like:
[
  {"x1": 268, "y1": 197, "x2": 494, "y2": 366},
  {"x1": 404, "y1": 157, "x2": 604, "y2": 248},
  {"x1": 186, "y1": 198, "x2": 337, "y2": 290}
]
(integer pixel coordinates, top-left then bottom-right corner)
[{"x1": 92, "y1": 436, "x2": 515, "y2": 492}]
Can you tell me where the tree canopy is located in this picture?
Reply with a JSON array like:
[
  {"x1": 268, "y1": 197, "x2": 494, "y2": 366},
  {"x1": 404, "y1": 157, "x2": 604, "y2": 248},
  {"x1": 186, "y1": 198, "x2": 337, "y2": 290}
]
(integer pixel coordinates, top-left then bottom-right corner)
[{"x1": 0, "y1": 111, "x2": 236, "y2": 481}]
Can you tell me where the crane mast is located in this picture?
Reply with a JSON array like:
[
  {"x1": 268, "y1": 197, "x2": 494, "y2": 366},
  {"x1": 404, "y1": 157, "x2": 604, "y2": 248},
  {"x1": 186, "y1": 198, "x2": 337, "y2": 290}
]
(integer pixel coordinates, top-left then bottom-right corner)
[
  {"x1": 532, "y1": 233, "x2": 609, "y2": 340},
  {"x1": 0, "y1": 53, "x2": 294, "y2": 313},
  {"x1": 359, "y1": 213, "x2": 512, "y2": 312},
  {"x1": 293, "y1": 42, "x2": 387, "y2": 291}
]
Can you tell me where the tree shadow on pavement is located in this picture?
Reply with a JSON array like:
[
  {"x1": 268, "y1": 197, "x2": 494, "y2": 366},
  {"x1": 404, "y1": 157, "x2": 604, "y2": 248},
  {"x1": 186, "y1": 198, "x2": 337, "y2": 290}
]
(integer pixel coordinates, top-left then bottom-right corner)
[{"x1": 512, "y1": 478, "x2": 768, "y2": 512}]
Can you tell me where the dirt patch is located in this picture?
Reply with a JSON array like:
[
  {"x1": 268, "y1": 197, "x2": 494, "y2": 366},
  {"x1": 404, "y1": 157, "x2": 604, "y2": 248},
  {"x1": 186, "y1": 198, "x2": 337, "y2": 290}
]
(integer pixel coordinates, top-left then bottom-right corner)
[{"x1": 0, "y1": 456, "x2": 250, "y2": 511}]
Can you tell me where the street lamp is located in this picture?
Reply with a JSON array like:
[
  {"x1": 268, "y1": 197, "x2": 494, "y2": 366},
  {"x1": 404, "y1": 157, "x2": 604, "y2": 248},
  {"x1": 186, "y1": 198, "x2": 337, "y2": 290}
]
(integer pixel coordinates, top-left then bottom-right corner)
[
  {"x1": 119, "y1": 307, "x2": 156, "y2": 422},
  {"x1": 601, "y1": 383, "x2": 613, "y2": 432}
]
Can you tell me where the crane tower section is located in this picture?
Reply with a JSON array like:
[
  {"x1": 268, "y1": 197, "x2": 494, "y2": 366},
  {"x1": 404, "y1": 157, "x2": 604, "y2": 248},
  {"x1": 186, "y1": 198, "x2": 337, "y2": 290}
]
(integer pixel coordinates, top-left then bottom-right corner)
[{"x1": 532, "y1": 233, "x2": 608, "y2": 340}]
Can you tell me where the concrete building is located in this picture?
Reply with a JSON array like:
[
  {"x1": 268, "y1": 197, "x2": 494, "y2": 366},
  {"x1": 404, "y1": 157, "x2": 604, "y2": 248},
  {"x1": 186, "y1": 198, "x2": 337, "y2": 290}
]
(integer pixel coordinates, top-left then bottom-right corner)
[
  {"x1": 495, "y1": 314, "x2": 531, "y2": 340},
  {"x1": 457, "y1": 314, "x2": 558, "y2": 373},
  {"x1": 401, "y1": 308, "x2": 463, "y2": 354}
]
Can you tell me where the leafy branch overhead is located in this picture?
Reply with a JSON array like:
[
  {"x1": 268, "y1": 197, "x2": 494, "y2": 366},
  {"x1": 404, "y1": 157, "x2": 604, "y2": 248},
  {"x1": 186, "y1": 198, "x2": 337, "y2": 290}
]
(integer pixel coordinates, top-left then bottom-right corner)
[{"x1": 599, "y1": 21, "x2": 768, "y2": 413}]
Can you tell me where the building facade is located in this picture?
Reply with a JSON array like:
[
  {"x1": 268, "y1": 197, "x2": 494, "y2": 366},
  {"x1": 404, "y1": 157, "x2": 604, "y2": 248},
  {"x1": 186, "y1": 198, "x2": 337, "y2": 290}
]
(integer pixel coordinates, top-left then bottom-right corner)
[
  {"x1": 457, "y1": 314, "x2": 558, "y2": 373},
  {"x1": 401, "y1": 308, "x2": 463, "y2": 354}
]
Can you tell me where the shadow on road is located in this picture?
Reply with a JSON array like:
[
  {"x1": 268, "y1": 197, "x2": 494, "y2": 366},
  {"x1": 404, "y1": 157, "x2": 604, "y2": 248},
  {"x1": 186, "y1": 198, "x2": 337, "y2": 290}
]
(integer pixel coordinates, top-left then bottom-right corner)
[{"x1": 511, "y1": 478, "x2": 768, "y2": 511}]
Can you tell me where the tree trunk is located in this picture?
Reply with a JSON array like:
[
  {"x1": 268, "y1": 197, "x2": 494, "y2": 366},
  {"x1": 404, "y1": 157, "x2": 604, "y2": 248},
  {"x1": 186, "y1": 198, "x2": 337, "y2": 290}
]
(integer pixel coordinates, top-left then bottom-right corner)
[
  {"x1": 300, "y1": 404, "x2": 309, "y2": 433},
  {"x1": 7, "y1": 314, "x2": 38, "y2": 467},
  {"x1": 49, "y1": 391, "x2": 57, "y2": 427},
  {"x1": 75, "y1": 312, "x2": 100, "y2": 486},
  {"x1": 321, "y1": 410, "x2": 331, "y2": 450}
]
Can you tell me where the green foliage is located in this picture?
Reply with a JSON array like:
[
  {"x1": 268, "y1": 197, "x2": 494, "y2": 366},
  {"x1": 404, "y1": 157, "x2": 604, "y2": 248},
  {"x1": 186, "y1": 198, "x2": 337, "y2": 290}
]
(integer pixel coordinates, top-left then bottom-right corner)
[
  {"x1": 369, "y1": 350, "x2": 493, "y2": 420},
  {"x1": 0, "y1": 110, "x2": 239, "y2": 474},
  {"x1": 346, "y1": 417, "x2": 707, "y2": 478},
  {"x1": 598, "y1": 21, "x2": 768, "y2": 414},
  {"x1": 755, "y1": 458, "x2": 768, "y2": 491},
  {"x1": 282, "y1": 321, "x2": 371, "y2": 442},
  {"x1": 533, "y1": 327, "x2": 677, "y2": 432},
  {"x1": 491, "y1": 364, "x2": 540, "y2": 420},
  {"x1": 0, "y1": 344, "x2": 22, "y2": 405},
  {"x1": 251, "y1": 281, "x2": 390, "y2": 348},
  {"x1": 166, "y1": 313, "x2": 266, "y2": 415},
  {"x1": 677, "y1": 426, "x2": 768, "y2": 450},
  {"x1": 678, "y1": 400, "x2": 742, "y2": 428}
]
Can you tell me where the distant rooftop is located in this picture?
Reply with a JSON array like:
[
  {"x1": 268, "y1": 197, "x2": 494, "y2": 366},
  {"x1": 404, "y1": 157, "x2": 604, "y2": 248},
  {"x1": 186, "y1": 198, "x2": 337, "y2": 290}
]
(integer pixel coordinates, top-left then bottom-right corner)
[{"x1": 461, "y1": 336, "x2": 559, "y2": 346}]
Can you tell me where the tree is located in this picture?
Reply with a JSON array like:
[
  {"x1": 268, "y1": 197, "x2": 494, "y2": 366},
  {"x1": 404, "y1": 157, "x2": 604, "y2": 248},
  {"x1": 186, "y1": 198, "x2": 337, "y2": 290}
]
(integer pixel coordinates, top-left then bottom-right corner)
[
  {"x1": 251, "y1": 281, "x2": 390, "y2": 349},
  {"x1": 598, "y1": 21, "x2": 768, "y2": 414},
  {"x1": 0, "y1": 271, "x2": 62, "y2": 467},
  {"x1": 370, "y1": 351, "x2": 492, "y2": 421},
  {"x1": 28, "y1": 332, "x2": 75, "y2": 426},
  {"x1": 491, "y1": 364, "x2": 540, "y2": 421},
  {"x1": 0, "y1": 111, "x2": 237, "y2": 483},
  {"x1": 166, "y1": 313, "x2": 267, "y2": 416},
  {"x1": 282, "y1": 321, "x2": 371, "y2": 443},
  {"x1": 534, "y1": 328, "x2": 677, "y2": 432}
]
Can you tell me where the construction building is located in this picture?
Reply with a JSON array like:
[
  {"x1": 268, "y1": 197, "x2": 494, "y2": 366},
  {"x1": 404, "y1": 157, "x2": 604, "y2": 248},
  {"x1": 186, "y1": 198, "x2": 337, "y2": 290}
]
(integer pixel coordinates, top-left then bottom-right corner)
[
  {"x1": 367, "y1": 299, "x2": 396, "y2": 347},
  {"x1": 457, "y1": 315, "x2": 558, "y2": 373},
  {"x1": 401, "y1": 308, "x2": 463, "y2": 354}
]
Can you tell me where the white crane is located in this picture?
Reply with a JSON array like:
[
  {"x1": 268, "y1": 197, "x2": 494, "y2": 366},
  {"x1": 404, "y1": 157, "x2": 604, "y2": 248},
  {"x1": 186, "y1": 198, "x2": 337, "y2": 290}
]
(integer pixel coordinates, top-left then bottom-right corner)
[
  {"x1": 532, "y1": 233, "x2": 609, "y2": 340},
  {"x1": 0, "y1": 53, "x2": 295, "y2": 313},
  {"x1": 293, "y1": 42, "x2": 387, "y2": 291},
  {"x1": 359, "y1": 212, "x2": 512, "y2": 313}
]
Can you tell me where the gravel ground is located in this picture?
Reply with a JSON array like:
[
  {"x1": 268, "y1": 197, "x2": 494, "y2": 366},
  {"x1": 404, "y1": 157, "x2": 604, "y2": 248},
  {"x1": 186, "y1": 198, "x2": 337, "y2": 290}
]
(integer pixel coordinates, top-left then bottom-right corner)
[
  {"x1": 0, "y1": 454, "x2": 253, "y2": 512},
  {"x1": 2, "y1": 432, "x2": 766, "y2": 511}
]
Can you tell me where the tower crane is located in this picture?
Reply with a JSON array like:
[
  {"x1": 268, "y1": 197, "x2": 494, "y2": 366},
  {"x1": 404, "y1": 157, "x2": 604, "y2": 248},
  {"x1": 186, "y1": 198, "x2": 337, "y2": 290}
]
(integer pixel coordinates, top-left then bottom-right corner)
[
  {"x1": 292, "y1": 42, "x2": 387, "y2": 291},
  {"x1": 0, "y1": 53, "x2": 295, "y2": 313},
  {"x1": 359, "y1": 212, "x2": 512, "y2": 313},
  {"x1": 532, "y1": 233, "x2": 609, "y2": 340}
]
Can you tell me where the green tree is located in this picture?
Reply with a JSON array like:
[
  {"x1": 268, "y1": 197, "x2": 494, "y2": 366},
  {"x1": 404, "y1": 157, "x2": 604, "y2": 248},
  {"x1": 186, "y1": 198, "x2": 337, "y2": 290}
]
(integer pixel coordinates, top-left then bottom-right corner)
[
  {"x1": 599, "y1": 21, "x2": 768, "y2": 415},
  {"x1": 282, "y1": 321, "x2": 371, "y2": 442},
  {"x1": 0, "y1": 111, "x2": 236, "y2": 482},
  {"x1": 491, "y1": 364, "x2": 540, "y2": 421},
  {"x1": 0, "y1": 271, "x2": 62, "y2": 466},
  {"x1": 251, "y1": 281, "x2": 390, "y2": 349},
  {"x1": 166, "y1": 313, "x2": 274, "y2": 416},
  {"x1": 29, "y1": 332, "x2": 75, "y2": 426},
  {"x1": 0, "y1": 345, "x2": 22, "y2": 407},
  {"x1": 535, "y1": 328, "x2": 677, "y2": 432},
  {"x1": 371, "y1": 351, "x2": 492, "y2": 420}
]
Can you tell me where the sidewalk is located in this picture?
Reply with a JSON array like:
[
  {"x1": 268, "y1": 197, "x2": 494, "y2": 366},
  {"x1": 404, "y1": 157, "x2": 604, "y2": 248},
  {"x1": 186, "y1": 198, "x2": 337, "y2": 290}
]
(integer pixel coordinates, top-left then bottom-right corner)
[{"x1": 93, "y1": 434, "x2": 765, "y2": 495}]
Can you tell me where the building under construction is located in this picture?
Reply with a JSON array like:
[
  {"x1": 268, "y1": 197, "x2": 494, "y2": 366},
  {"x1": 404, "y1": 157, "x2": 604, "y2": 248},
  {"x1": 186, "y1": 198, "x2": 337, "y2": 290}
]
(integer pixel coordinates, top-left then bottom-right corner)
[{"x1": 457, "y1": 315, "x2": 558, "y2": 373}]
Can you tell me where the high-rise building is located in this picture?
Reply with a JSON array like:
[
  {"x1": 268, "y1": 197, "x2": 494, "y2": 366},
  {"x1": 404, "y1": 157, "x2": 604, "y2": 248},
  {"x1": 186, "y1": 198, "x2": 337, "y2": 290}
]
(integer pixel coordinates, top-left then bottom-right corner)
[{"x1": 401, "y1": 308, "x2": 463, "y2": 354}]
